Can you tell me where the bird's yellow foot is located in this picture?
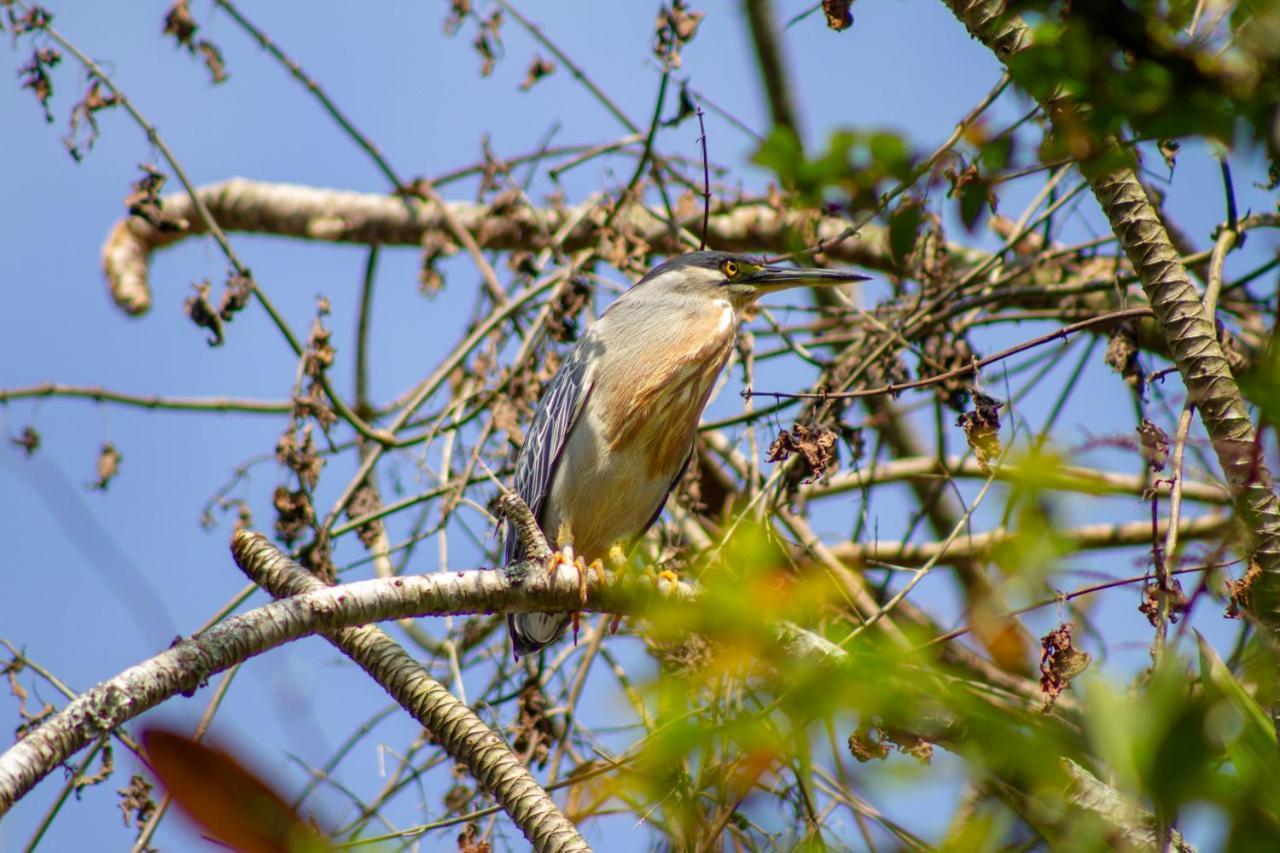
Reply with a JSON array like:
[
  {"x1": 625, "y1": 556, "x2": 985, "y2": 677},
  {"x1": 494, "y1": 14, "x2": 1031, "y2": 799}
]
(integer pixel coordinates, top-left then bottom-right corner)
[
  {"x1": 545, "y1": 542, "x2": 576, "y2": 584},
  {"x1": 579, "y1": 558, "x2": 605, "y2": 606},
  {"x1": 657, "y1": 568, "x2": 680, "y2": 588}
]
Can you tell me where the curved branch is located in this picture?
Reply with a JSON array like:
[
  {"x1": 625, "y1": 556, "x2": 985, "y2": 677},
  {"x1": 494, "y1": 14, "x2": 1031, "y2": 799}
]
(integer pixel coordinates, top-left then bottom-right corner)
[
  {"x1": 230, "y1": 533, "x2": 586, "y2": 853},
  {"x1": 0, "y1": 535, "x2": 839, "y2": 818},
  {"x1": 99, "y1": 179, "x2": 980, "y2": 315}
]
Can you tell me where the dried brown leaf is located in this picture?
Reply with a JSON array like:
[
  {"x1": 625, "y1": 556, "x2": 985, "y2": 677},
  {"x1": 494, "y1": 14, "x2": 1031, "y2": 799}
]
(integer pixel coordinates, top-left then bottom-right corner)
[
  {"x1": 1137, "y1": 418, "x2": 1169, "y2": 471},
  {"x1": 847, "y1": 726, "x2": 890, "y2": 763},
  {"x1": 1039, "y1": 622, "x2": 1091, "y2": 711},
  {"x1": 272, "y1": 485, "x2": 313, "y2": 545},
  {"x1": 653, "y1": 0, "x2": 703, "y2": 68},
  {"x1": 518, "y1": 53, "x2": 555, "y2": 91},
  {"x1": 1225, "y1": 557, "x2": 1260, "y2": 619},
  {"x1": 19, "y1": 47, "x2": 60, "y2": 123},
  {"x1": 117, "y1": 773, "x2": 157, "y2": 831},
  {"x1": 822, "y1": 0, "x2": 853, "y2": 31},
  {"x1": 89, "y1": 443, "x2": 122, "y2": 491},
  {"x1": 1139, "y1": 578, "x2": 1188, "y2": 627},
  {"x1": 956, "y1": 393, "x2": 1002, "y2": 473},
  {"x1": 184, "y1": 280, "x2": 224, "y2": 347},
  {"x1": 10, "y1": 426, "x2": 40, "y2": 457},
  {"x1": 766, "y1": 423, "x2": 839, "y2": 483}
]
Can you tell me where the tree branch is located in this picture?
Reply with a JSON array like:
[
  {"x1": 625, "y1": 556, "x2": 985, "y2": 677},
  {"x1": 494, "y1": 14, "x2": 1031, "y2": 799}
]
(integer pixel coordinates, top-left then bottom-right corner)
[
  {"x1": 0, "y1": 533, "x2": 841, "y2": 818},
  {"x1": 99, "y1": 179, "x2": 980, "y2": 315},
  {"x1": 230, "y1": 532, "x2": 587, "y2": 853}
]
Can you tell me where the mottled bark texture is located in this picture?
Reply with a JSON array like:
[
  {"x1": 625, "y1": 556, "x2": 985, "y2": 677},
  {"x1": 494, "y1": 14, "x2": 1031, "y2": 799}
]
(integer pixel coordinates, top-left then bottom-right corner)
[
  {"x1": 100, "y1": 179, "x2": 987, "y2": 315},
  {"x1": 943, "y1": 0, "x2": 1280, "y2": 639},
  {"x1": 230, "y1": 532, "x2": 588, "y2": 853}
]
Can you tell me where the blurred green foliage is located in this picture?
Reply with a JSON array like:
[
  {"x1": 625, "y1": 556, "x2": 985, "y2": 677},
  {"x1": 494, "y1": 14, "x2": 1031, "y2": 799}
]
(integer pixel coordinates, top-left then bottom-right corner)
[{"x1": 1006, "y1": 0, "x2": 1280, "y2": 166}]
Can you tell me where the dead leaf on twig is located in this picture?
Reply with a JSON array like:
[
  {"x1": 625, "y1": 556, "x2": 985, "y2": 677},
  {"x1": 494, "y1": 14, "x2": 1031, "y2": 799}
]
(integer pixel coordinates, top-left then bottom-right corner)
[
  {"x1": 822, "y1": 0, "x2": 853, "y2": 31},
  {"x1": 89, "y1": 443, "x2": 122, "y2": 491},
  {"x1": 1225, "y1": 557, "x2": 1260, "y2": 619},
  {"x1": 767, "y1": 423, "x2": 838, "y2": 484},
  {"x1": 518, "y1": 54, "x2": 555, "y2": 91},
  {"x1": 1137, "y1": 418, "x2": 1169, "y2": 471},
  {"x1": 956, "y1": 393, "x2": 1003, "y2": 473},
  {"x1": 1039, "y1": 623, "x2": 1090, "y2": 711}
]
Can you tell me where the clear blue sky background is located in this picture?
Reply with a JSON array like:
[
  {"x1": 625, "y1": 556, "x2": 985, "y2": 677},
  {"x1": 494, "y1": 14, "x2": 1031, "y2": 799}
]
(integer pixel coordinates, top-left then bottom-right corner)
[{"x1": 1, "y1": 1, "x2": 1276, "y2": 849}]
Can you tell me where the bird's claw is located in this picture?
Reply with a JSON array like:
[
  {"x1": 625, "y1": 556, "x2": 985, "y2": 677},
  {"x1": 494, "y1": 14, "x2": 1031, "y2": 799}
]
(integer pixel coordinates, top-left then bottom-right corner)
[
  {"x1": 544, "y1": 543, "x2": 575, "y2": 584},
  {"x1": 579, "y1": 558, "x2": 605, "y2": 606},
  {"x1": 657, "y1": 568, "x2": 679, "y2": 589}
]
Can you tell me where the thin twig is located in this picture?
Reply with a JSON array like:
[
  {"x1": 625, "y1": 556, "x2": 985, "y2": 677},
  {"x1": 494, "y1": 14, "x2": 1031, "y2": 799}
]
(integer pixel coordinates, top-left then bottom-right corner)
[{"x1": 748, "y1": 307, "x2": 1152, "y2": 401}]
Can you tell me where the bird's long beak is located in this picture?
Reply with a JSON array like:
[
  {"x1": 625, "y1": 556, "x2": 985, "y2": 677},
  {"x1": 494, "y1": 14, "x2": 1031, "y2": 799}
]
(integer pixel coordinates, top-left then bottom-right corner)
[{"x1": 741, "y1": 264, "x2": 871, "y2": 293}]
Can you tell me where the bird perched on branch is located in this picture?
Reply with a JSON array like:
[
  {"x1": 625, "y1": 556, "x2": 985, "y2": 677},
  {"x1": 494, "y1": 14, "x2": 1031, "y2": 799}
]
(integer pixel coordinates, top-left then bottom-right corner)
[{"x1": 504, "y1": 251, "x2": 869, "y2": 656}]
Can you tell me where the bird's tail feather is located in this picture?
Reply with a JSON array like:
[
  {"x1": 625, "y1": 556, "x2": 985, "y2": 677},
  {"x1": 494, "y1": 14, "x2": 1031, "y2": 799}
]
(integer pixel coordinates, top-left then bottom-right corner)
[{"x1": 508, "y1": 612, "x2": 570, "y2": 657}]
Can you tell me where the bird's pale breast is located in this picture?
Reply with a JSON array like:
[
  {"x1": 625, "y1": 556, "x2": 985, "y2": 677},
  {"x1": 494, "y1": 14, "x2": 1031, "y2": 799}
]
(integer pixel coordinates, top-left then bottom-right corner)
[{"x1": 542, "y1": 301, "x2": 735, "y2": 561}]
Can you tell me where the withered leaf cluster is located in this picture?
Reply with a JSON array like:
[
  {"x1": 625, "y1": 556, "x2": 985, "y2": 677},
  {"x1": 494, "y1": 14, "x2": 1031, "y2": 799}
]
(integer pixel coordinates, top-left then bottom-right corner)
[
  {"x1": 116, "y1": 773, "x2": 157, "y2": 831},
  {"x1": 920, "y1": 331, "x2": 975, "y2": 410},
  {"x1": 653, "y1": 0, "x2": 703, "y2": 68},
  {"x1": 1136, "y1": 418, "x2": 1169, "y2": 471},
  {"x1": 125, "y1": 163, "x2": 185, "y2": 232},
  {"x1": 276, "y1": 424, "x2": 324, "y2": 491},
  {"x1": 182, "y1": 273, "x2": 254, "y2": 347},
  {"x1": 162, "y1": 1, "x2": 227, "y2": 84},
  {"x1": 184, "y1": 280, "x2": 223, "y2": 346},
  {"x1": 767, "y1": 423, "x2": 839, "y2": 484},
  {"x1": 64, "y1": 76, "x2": 118, "y2": 161},
  {"x1": 272, "y1": 485, "x2": 313, "y2": 546},
  {"x1": 89, "y1": 443, "x2": 122, "y2": 491},
  {"x1": 293, "y1": 299, "x2": 337, "y2": 429},
  {"x1": 956, "y1": 393, "x2": 1002, "y2": 473},
  {"x1": 847, "y1": 724, "x2": 933, "y2": 765},
  {"x1": 345, "y1": 482, "x2": 385, "y2": 551},
  {"x1": 18, "y1": 46, "x2": 60, "y2": 123},
  {"x1": 10, "y1": 426, "x2": 40, "y2": 457},
  {"x1": 512, "y1": 678, "x2": 556, "y2": 769},
  {"x1": 1138, "y1": 577, "x2": 1188, "y2": 627},
  {"x1": 1225, "y1": 557, "x2": 1260, "y2": 619},
  {"x1": 1039, "y1": 622, "x2": 1091, "y2": 711},
  {"x1": 545, "y1": 275, "x2": 592, "y2": 343},
  {"x1": 471, "y1": 9, "x2": 504, "y2": 77},
  {"x1": 518, "y1": 53, "x2": 555, "y2": 91},
  {"x1": 822, "y1": 0, "x2": 853, "y2": 31},
  {"x1": 456, "y1": 821, "x2": 491, "y2": 853},
  {"x1": 1104, "y1": 320, "x2": 1142, "y2": 389}
]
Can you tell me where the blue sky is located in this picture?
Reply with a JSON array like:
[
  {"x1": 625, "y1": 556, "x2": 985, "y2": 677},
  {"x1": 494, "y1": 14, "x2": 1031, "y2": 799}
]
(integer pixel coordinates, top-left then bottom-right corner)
[{"x1": 2, "y1": 1, "x2": 1277, "y2": 849}]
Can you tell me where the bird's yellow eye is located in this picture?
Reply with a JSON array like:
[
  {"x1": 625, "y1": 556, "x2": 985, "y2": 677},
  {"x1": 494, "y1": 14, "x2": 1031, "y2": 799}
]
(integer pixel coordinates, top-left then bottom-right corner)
[{"x1": 721, "y1": 259, "x2": 739, "y2": 279}]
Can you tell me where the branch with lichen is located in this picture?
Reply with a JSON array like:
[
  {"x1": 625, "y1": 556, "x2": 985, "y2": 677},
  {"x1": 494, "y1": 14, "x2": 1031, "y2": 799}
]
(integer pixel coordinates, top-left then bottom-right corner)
[
  {"x1": 0, "y1": 528, "x2": 850, "y2": 819},
  {"x1": 99, "y1": 178, "x2": 978, "y2": 315},
  {"x1": 230, "y1": 531, "x2": 586, "y2": 853}
]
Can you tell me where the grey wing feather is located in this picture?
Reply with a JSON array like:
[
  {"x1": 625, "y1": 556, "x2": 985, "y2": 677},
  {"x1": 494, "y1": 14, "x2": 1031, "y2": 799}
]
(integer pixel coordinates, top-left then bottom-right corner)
[{"x1": 504, "y1": 342, "x2": 594, "y2": 565}]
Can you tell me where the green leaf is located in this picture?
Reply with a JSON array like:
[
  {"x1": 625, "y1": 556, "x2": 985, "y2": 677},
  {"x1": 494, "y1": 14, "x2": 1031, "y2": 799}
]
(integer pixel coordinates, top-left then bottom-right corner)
[
  {"x1": 888, "y1": 199, "x2": 923, "y2": 265},
  {"x1": 958, "y1": 176, "x2": 992, "y2": 233},
  {"x1": 1197, "y1": 630, "x2": 1278, "y2": 784}
]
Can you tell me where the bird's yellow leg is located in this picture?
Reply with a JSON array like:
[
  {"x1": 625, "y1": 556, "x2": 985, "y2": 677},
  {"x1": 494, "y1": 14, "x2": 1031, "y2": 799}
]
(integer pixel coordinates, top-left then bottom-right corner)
[
  {"x1": 546, "y1": 523, "x2": 577, "y2": 583},
  {"x1": 657, "y1": 567, "x2": 680, "y2": 588}
]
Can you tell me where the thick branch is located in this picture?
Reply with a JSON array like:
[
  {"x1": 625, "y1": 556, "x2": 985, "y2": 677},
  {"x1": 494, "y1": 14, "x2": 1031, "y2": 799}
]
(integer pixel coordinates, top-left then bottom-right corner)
[
  {"x1": 99, "y1": 179, "x2": 978, "y2": 314},
  {"x1": 0, "y1": 539, "x2": 838, "y2": 817},
  {"x1": 830, "y1": 513, "x2": 1230, "y2": 568},
  {"x1": 806, "y1": 455, "x2": 1231, "y2": 506},
  {"x1": 230, "y1": 533, "x2": 586, "y2": 853}
]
